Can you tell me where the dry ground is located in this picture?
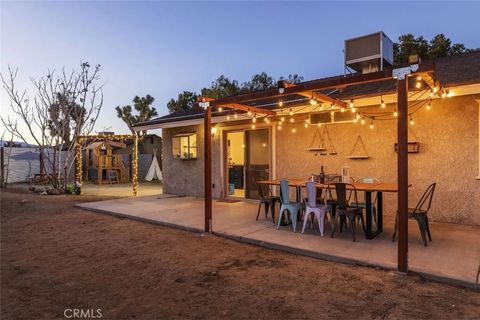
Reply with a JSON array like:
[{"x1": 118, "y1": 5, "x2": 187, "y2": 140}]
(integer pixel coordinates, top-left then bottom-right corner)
[{"x1": 1, "y1": 189, "x2": 479, "y2": 320}]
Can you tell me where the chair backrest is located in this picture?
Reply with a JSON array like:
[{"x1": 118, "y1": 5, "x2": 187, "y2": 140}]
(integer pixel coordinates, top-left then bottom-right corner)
[
  {"x1": 280, "y1": 180, "x2": 290, "y2": 205},
  {"x1": 306, "y1": 181, "x2": 317, "y2": 208},
  {"x1": 356, "y1": 176, "x2": 381, "y2": 184},
  {"x1": 414, "y1": 182, "x2": 436, "y2": 213},
  {"x1": 334, "y1": 183, "x2": 358, "y2": 210},
  {"x1": 256, "y1": 181, "x2": 270, "y2": 199}
]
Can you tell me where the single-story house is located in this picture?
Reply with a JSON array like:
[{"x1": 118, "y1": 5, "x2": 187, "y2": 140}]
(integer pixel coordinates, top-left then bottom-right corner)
[{"x1": 134, "y1": 43, "x2": 480, "y2": 226}]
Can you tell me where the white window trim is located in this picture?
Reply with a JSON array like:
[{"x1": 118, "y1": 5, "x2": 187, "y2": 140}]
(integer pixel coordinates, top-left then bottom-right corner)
[{"x1": 476, "y1": 99, "x2": 480, "y2": 180}]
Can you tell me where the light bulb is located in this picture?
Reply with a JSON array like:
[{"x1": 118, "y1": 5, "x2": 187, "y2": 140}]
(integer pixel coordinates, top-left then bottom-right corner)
[
  {"x1": 330, "y1": 111, "x2": 334, "y2": 116},
  {"x1": 227, "y1": 115, "x2": 231, "y2": 120},
  {"x1": 234, "y1": 113, "x2": 238, "y2": 118},
  {"x1": 247, "y1": 110, "x2": 252, "y2": 115},
  {"x1": 218, "y1": 107, "x2": 223, "y2": 112},
  {"x1": 393, "y1": 109, "x2": 398, "y2": 117},
  {"x1": 426, "y1": 102, "x2": 431, "y2": 110},
  {"x1": 289, "y1": 109, "x2": 293, "y2": 116},
  {"x1": 415, "y1": 81, "x2": 421, "y2": 89},
  {"x1": 381, "y1": 99, "x2": 386, "y2": 108},
  {"x1": 355, "y1": 114, "x2": 361, "y2": 120},
  {"x1": 416, "y1": 76, "x2": 422, "y2": 81},
  {"x1": 433, "y1": 87, "x2": 438, "y2": 93},
  {"x1": 292, "y1": 128, "x2": 296, "y2": 133},
  {"x1": 361, "y1": 117, "x2": 365, "y2": 125},
  {"x1": 280, "y1": 116, "x2": 285, "y2": 122},
  {"x1": 353, "y1": 118, "x2": 358, "y2": 123},
  {"x1": 369, "y1": 121, "x2": 374, "y2": 129},
  {"x1": 252, "y1": 117, "x2": 256, "y2": 123},
  {"x1": 410, "y1": 117, "x2": 414, "y2": 125},
  {"x1": 341, "y1": 107, "x2": 345, "y2": 113},
  {"x1": 351, "y1": 107, "x2": 356, "y2": 113},
  {"x1": 279, "y1": 101, "x2": 283, "y2": 107},
  {"x1": 310, "y1": 98, "x2": 315, "y2": 105},
  {"x1": 304, "y1": 123, "x2": 308, "y2": 128},
  {"x1": 252, "y1": 124, "x2": 256, "y2": 129},
  {"x1": 349, "y1": 100, "x2": 354, "y2": 108},
  {"x1": 277, "y1": 125, "x2": 282, "y2": 130},
  {"x1": 317, "y1": 123, "x2": 322, "y2": 127},
  {"x1": 441, "y1": 91, "x2": 447, "y2": 98},
  {"x1": 290, "y1": 118, "x2": 294, "y2": 123}
]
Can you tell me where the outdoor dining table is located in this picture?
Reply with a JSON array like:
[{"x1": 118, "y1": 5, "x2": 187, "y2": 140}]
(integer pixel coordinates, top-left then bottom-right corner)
[{"x1": 257, "y1": 179, "x2": 403, "y2": 239}]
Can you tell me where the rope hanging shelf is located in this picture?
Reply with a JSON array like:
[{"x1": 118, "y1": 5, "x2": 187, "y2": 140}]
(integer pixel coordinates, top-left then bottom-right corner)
[
  {"x1": 307, "y1": 126, "x2": 337, "y2": 156},
  {"x1": 347, "y1": 135, "x2": 369, "y2": 159}
]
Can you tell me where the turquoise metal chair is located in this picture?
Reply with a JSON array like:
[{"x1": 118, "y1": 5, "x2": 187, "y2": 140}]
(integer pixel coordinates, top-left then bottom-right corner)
[
  {"x1": 277, "y1": 180, "x2": 303, "y2": 232},
  {"x1": 353, "y1": 177, "x2": 380, "y2": 225}
]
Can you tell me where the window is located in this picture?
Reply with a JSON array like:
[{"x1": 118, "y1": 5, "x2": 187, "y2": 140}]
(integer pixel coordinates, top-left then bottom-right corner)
[{"x1": 172, "y1": 132, "x2": 197, "y2": 159}]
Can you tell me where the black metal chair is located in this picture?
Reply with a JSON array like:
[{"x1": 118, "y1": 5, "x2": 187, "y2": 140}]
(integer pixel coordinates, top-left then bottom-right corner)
[
  {"x1": 393, "y1": 183, "x2": 436, "y2": 246},
  {"x1": 328, "y1": 183, "x2": 365, "y2": 242},
  {"x1": 256, "y1": 182, "x2": 280, "y2": 223}
]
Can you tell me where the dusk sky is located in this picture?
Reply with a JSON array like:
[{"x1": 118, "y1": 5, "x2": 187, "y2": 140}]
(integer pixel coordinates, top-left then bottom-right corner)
[{"x1": 1, "y1": 1, "x2": 479, "y2": 141}]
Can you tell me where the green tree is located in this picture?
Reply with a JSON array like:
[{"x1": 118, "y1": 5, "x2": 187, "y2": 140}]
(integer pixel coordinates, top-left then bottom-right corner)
[
  {"x1": 241, "y1": 72, "x2": 276, "y2": 92},
  {"x1": 167, "y1": 91, "x2": 198, "y2": 114},
  {"x1": 201, "y1": 75, "x2": 240, "y2": 99},
  {"x1": 116, "y1": 94, "x2": 158, "y2": 134},
  {"x1": 279, "y1": 74, "x2": 304, "y2": 84},
  {"x1": 393, "y1": 33, "x2": 471, "y2": 65}
]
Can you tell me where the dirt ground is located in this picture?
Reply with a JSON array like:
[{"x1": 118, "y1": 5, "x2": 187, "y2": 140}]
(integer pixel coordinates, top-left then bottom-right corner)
[{"x1": 1, "y1": 189, "x2": 479, "y2": 320}]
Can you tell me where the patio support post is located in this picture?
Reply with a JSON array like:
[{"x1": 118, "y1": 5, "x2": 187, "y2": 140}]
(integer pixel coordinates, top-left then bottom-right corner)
[
  {"x1": 132, "y1": 133, "x2": 139, "y2": 196},
  {"x1": 397, "y1": 77, "x2": 409, "y2": 273},
  {"x1": 204, "y1": 105, "x2": 213, "y2": 233}
]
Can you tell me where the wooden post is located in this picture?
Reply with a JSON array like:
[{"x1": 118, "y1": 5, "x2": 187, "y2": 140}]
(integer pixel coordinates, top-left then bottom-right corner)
[
  {"x1": 0, "y1": 147, "x2": 4, "y2": 188},
  {"x1": 397, "y1": 78, "x2": 409, "y2": 273},
  {"x1": 132, "y1": 134, "x2": 139, "y2": 196},
  {"x1": 204, "y1": 106, "x2": 212, "y2": 233}
]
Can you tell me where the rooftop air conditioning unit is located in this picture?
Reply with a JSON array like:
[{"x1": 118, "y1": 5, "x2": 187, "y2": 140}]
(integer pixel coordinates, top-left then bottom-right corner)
[{"x1": 344, "y1": 31, "x2": 393, "y2": 74}]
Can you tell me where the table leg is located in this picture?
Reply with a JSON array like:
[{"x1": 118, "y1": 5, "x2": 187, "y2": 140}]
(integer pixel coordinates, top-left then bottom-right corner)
[
  {"x1": 377, "y1": 192, "x2": 383, "y2": 232},
  {"x1": 365, "y1": 191, "x2": 372, "y2": 239}
]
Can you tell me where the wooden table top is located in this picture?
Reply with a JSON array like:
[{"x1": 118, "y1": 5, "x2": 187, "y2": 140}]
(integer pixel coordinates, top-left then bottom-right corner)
[{"x1": 257, "y1": 179, "x2": 404, "y2": 193}]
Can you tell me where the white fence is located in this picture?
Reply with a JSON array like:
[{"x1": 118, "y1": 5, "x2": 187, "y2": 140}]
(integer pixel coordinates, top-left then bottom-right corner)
[{"x1": 2, "y1": 147, "x2": 74, "y2": 183}]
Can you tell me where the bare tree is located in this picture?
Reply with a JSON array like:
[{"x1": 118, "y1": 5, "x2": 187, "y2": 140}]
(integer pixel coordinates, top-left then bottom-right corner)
[{"x1": 1, "y1": 62, "x2": 103, "y2": 190}]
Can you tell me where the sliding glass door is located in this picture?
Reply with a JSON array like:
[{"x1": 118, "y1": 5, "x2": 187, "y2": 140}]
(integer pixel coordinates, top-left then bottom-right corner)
[{"x1": 244, "y1": 129, "x2": 270, "y2": 199}]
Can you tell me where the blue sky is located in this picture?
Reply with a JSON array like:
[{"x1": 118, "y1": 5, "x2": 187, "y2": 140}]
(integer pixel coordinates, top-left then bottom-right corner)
[{"x1": 1, "y1": 1, "x2": 479, "y2": 140}]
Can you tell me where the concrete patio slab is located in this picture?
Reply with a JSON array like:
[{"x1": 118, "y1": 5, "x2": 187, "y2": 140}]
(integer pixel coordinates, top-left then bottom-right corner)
[{"x1": 76, "y1": 195, "x2": 480, "y2": 289}]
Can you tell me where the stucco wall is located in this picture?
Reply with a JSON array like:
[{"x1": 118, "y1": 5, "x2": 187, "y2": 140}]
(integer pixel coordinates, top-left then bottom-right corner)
[
  {"x1": 276, "y1": 95, "x2": 480, "y2": 225},
  {"x1": 162, "y1": 125, "x2": 222, "y2": 198},
  {"x1": 162, "y1": 94, "x2": 480, "y2": 225}
]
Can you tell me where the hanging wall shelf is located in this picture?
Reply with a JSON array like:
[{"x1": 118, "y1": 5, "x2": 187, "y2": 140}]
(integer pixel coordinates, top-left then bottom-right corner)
[
  {"x1": 307, "y1": 126, "x2": 337, "y2": 155},
  {"x1": 347, "y1": 135, "x2": 370, "y2": 159}
]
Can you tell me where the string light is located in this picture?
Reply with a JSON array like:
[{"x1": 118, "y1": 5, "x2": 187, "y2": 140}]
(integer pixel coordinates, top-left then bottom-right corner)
[
  {"x1": 351, "y1": 107, "x2": 356, "y2": 113},
  {"x1": 247, "y1": 109, "x2": 252, "y2": 116},
  {"x1": 380, "y1": 96, "x2": 386, "y2": 108},
  {"x1": 234, "y1": 113, "x2": 238, "y2": 119},
  {"x1": 340, "y1": 107, "x2": 345, "y2": 113},
  {"x1": 252, "y1": 115, "x2": 256, "y2": 123},
  {"x1": 290, "y1": 118, "x2": 294, "y2": 123},
  {"x1": 292, "y1": 127, "x2": 296, "y2": 133},
  {"x1": 218, "y1": 107, "x2": 223, "y2": 112},
  {"x1": 280, "y1": 116, "x2": 285, "y2": 122},
  {"x1": 409, "y1": 115, "x2": 414, "y2": 126},
  {"x1": 304, "y1": 123, "x2": 308, "y2": 128},
  {"x1": 264, "y1": 117, "x2": 268, "y2": 122},
  {"x1": 279, "y1": 101, "x2": 283, "y2": 107},
  {"x1": 266, "y1": 119, "x2": 270, "y2": 124},
  {"x1": 330, "y1": 110, "x2": 334, "y2": 116},
  {"x1": 355, "y1": 114, "x2": 361, "y2": 120},
  {"x1": 433, "y1": 87, "x2": 438, "y2": 93},
  {"x1": 349, "y1": 99, "x2": 354, "y2": 109},
  {"x1": 393, "y1": 109, "x2": 398, "y2": 117},
  {"x1": 441, "y1": 91, "x2": 447, "y2": 98},
  {"x1": 369, "y1": 119, "x2": 374, "y2": 129},
  {"x1": 426, "y1": 101, "x2": 432, "y2": 110},
  {"x1": 310, "y1": 97, "x2": 317, "y2": 105},
  {"x1": 289, "y1": 108, "x2": 294, "y2": 116},
  {"x1": 252, "y1": 124, "x2": 256, "y2": 129},
  {"x1": 415, "y1": 81, "x2": 422, "y2": 89},
  {"x1": 361, "y1": 117, "x2": 365, "y2": 125},
  {"x1": 227, "y1": 115, "x2": 231, "y2": 120},
  {"x1": 277, "y1": 124, "x2": 282, "y2": 130},
  {"x1": 317, "y1": 123, "x2": 322, "y2": 127}
]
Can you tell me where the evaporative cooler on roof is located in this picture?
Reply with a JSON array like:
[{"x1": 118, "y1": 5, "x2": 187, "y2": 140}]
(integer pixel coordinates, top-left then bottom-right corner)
[{"x1": 344, "y1": 31, "x2": 394, "y2": 74}]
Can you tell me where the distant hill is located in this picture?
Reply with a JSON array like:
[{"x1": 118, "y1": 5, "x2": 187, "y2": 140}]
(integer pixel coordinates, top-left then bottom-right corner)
[{"x1": 0, "y1": 140, "x2": 38, "y2": 148}]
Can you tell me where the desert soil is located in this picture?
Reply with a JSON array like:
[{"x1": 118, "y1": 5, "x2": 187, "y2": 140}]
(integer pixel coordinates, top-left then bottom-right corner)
[{"x1": 1, "y1": 188, "x2": 479, "y2": 320}]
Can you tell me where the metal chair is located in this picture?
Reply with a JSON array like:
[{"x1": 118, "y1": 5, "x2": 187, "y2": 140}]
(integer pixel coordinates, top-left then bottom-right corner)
[
  {"x1": 256, "y1": 181, "x2": 280, "y2": 223},
  {"x1": 277, "y1": 180, "x2": 303, "y2": 232},
  {"x1": 301, "y1": 182, "x2": 332, "y2": 236},
  {"x1": 328, "y1": 183, "x2": 365, "y2": 242},
  {"x1": 393, "y1": 183, "x2": 436, "y2": 246}
]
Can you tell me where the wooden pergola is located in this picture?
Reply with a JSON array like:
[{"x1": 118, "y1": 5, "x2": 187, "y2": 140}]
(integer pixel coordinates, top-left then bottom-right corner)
[
  {"x1": 75, "y1": 133, "x2": 139, "y2": 196},
  {"x1": 200, "y1": 61, "x2": 444, "y2": 274}
]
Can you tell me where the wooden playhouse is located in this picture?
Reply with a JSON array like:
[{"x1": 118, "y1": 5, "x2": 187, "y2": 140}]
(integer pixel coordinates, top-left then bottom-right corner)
[{"x1": 84, "y1": 139, "x2": 130, "y2": 184}]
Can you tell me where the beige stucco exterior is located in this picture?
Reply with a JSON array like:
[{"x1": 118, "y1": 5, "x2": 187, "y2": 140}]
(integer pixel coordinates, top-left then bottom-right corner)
[{"x1": 162, "y1": 94, "x2": 480, "y2": 226}]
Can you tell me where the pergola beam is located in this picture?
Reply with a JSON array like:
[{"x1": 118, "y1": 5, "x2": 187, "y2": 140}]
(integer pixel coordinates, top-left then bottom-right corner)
[
  {"x1": 278, "y1": 80, "x2": 347, "y2": 108},
  {"x1": 198, "y1": 97, "x2": 276, "y2": 116}
]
